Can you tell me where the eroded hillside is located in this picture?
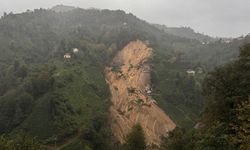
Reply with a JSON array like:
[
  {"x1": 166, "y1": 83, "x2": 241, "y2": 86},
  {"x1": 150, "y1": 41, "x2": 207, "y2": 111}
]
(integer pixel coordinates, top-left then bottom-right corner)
[{"x1": 105, "y1": 40, "x2": 176, "y2": 146}]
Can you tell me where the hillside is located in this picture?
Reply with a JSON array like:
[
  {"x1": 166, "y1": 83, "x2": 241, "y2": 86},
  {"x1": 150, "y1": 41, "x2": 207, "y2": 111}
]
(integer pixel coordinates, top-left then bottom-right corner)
[
  {"x1": 106, "y1": 41, "x2": 175, "y2": 146},
  {"x1": 153, "y1": 24, "x2": 216, "y2": 43},
  {"x1": 161, "y1": 43, "x2": 250, "y2": 150},
  {"x1": 0, "y1": 5, "x2": 248, "y2": 149}
]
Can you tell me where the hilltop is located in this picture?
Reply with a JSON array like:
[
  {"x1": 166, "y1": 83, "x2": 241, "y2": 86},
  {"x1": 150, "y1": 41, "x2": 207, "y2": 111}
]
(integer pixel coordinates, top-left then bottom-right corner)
[
  {"x1": 153, "y1": 24, "x2": 216, "y2": 43},
  {"x1": 51, "y1": 5, "x2": 77, "y2": 12}
]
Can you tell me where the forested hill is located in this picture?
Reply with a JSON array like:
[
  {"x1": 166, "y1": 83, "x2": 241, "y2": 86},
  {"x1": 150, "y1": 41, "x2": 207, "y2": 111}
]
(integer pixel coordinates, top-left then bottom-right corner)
[
  {"x1": 161, "y1": 42, "x2": 250, "y2": 150},
  {"x1": 0, "y1": 6, "x2": 249, "y2": 149},
  {"x1": 153, "y1": 24, "x2": 216, "y2": 43},
  {"x1": 51, "y1": 5, "x2": 76, "y2": 12}
]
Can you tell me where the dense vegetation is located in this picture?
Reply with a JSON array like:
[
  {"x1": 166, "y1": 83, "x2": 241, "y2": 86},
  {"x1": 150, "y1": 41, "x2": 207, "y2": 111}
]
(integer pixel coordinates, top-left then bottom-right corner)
[
  {"x1": 160, "y1": 43, "x2": 250, "y2": 150},
  {"x1": 0, "y1": 8, "x2": 116, "y2": 149},
  {"x1": 123, "y1": 124, "x2": 147, "y2": 150},
  {"x1": 0, "y1": 134, "x2": 46, "y2": 150},
  {"x1": 0, "y1": 5, "x2": 249, "y2": 149}
]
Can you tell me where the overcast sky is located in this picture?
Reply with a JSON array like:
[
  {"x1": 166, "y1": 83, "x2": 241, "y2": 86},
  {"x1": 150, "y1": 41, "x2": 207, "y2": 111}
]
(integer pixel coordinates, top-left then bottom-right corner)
[{"x1": 0, "y1": 0, "x2": 249, "y2": 37}]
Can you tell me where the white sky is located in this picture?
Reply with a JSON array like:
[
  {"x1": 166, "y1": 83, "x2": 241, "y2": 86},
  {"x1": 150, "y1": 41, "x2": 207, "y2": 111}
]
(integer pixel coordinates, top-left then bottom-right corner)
[{"x1": 0, "y1": 0, "x2": 250, "y2": 37}]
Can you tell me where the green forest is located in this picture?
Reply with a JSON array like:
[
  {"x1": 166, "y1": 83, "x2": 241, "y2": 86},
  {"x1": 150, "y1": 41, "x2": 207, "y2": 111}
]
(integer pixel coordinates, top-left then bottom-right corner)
[{"x1": 0, "y1": 6, "x2": 249, "y2": 150}]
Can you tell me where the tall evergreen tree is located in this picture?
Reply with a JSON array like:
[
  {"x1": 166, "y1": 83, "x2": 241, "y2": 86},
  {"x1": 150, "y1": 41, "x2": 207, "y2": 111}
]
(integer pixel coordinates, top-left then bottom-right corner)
[{"x1": 124, "y1": 124, "x2": 146, "y2": 150}]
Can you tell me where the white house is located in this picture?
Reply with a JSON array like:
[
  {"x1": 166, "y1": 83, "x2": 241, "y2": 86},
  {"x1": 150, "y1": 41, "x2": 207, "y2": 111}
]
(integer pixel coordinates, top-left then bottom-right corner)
[
  {"x1": 186, "y1": 70, "x2": 195, "y2": 76},
  {"x1": 64, "y1": 53, "x2": 71, "y2": 59},
  {"x1": 73, "y1": 48, "x2": 79, "y2": 53}
]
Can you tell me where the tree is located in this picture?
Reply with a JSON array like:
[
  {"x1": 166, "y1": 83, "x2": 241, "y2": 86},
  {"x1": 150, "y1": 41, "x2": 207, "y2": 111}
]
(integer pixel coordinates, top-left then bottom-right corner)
[
  {"x1": 3, "y1": 12, "x2": 7, "y2": 17},
  {"x1": 230, "y1": 99, "x2": 250, "y2": 150},
  {"x1": 0, "y1": 134, "x2": 46, "y2": 150},
  {"x1": 160, "y1": 43, "x2": 250, "y2": 150},
  {"x1": 124, "y1": 124, "x2": 146, "y2": 150},
  {"x1": 16, "y1": 65, "x2": 28, "y2": 79},
  {"x1": 28, "y1": 69, "x2": 54, "y2": 97},
  {"x1": 199, "y1": 43, "x2": 250, "y2": 149},
  {"x1": 160, "y1": 127, "x2": 187, "y2": 150}
]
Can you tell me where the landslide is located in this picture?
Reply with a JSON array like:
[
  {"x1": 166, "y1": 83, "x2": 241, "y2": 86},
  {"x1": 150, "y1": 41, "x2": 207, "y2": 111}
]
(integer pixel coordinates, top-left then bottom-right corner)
[{"x1": 105, "y1": 40, "x2": 176, "y2": 146}]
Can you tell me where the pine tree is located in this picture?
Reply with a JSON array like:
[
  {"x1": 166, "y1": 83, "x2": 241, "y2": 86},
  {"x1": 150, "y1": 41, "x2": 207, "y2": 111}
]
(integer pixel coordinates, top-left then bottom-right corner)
[{"x1": 124, "y1": 124, "x2": 146, "y2": 150}]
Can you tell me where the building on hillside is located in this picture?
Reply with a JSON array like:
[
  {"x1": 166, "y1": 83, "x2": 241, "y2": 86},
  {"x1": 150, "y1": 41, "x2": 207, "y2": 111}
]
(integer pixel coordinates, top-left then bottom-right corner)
[
  {"x1": 186, "y1": 70, "x2": 195, "y2": 76},
  {"x1": 64, "y1": 53, "x2": 71, "y2": 59},
  {"x1": 73, "y1": 48, "x2": 79, "y2": 53}
]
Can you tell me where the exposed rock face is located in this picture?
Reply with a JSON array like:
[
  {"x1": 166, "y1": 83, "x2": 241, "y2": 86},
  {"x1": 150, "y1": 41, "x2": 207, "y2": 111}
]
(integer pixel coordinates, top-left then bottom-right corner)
[{"x1": 105, "y1": 40, "x2": 176, "y2": 146}]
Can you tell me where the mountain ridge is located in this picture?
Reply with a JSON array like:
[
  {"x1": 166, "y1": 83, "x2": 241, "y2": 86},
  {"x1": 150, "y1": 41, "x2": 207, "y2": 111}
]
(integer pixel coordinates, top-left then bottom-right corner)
[{"x1": 153, "y1": 24, "x2": 216, "y2": 43}]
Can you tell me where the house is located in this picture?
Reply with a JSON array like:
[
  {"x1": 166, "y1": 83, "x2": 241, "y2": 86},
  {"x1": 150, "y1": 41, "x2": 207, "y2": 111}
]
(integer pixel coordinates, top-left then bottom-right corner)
[
  {"x1": 73, "y1": 48, "x2": 79, "y2": 53},
  {"x1": 64, "y1": 53, "x2": 71, "y2": 59},
  {"x1": 186, "y1": 70, "x2": 195, "y2": 76}
]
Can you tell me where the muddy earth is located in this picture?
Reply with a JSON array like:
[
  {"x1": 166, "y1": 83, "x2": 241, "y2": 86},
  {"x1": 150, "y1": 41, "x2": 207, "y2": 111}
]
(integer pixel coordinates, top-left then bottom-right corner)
[{"x1": 105, "y1": 40, "x2": 176, "y2": 146}]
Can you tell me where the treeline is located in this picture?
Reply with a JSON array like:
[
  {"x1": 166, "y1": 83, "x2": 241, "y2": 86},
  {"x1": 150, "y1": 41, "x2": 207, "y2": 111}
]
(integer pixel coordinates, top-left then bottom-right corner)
[{"x1": 0, "y1": 134, "x2": 46, "y2": 150}]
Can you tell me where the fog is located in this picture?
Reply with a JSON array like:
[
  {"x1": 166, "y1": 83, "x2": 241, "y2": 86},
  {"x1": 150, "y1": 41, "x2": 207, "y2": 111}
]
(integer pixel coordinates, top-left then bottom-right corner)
[{"x1": 0, "y1": 0, "x2": 249, "y2": 37}]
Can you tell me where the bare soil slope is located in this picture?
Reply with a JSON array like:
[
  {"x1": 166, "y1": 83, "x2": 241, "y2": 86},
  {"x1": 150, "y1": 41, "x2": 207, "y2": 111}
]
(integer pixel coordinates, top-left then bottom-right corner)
[{"x1": 105, "y1": 40, "x2": 176, "y2": 146}]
